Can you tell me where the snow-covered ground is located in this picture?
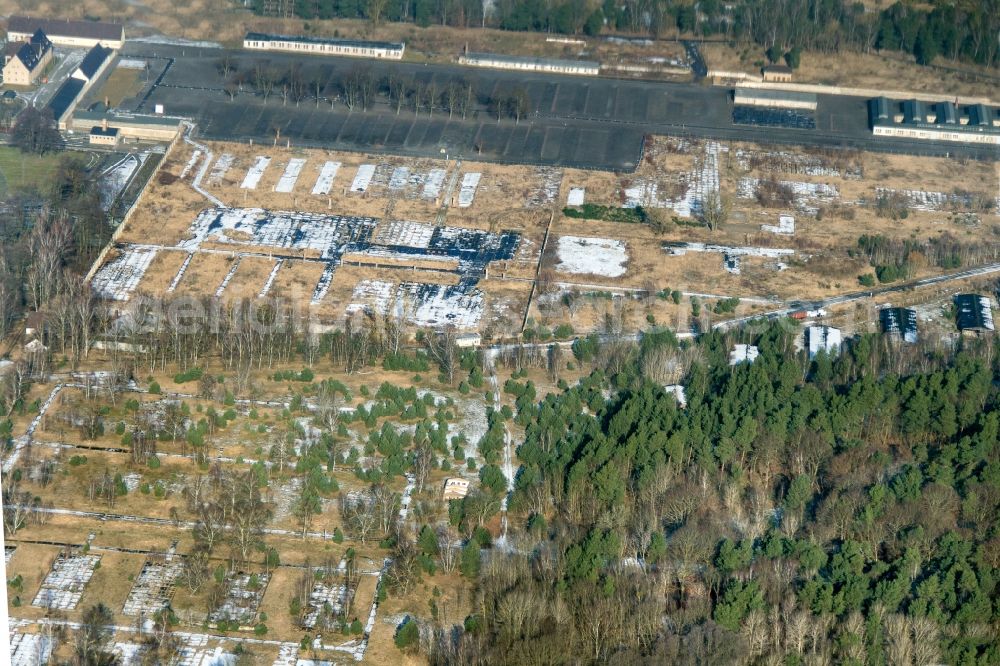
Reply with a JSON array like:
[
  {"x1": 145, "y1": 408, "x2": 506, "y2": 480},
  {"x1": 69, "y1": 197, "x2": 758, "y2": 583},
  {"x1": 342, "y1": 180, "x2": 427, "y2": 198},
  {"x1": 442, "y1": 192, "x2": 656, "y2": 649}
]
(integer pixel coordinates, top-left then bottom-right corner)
[
  {"x1": 567, "y1": 187, "x2": 585, "y2": 206},
  {"x1": 259, "y1": 260, "x2": 283, "y2": 297},
  {"x1": 873, "y1": 187, "x2": 976, "y2": 212},
  {"x1": 240, "y1": 156, "x2": 271, "y2": 190},
  {"x1": 180, "y1": 150, "x2": 202, "y2": 180},
  {"x1": 215, "y1": 257, "x2": 242, "y2": 297},
  {"x1": 101, "y1": 154, "x2": 144, "y2": 211},
  {"x1": 449, "y1": 395, "x2": 489, "y2": 462},
  {"x1": 388, "y1": 166, "x2": 410, "y2": 191},
  {"x1": 10, "y1": 630, "x2": 53, "y2": 666},
  {"x1": 180, "y1": 207, "x2": 377, "y2": 260},
  {"x1": 350, "y1": 164, "x2": 376, "y2": 192},
  {"x1": 208, "y1": 153, "x2": 234, "y2": 185},
  {"x1": 422, "y1": 168, "x2": 447, "y2": 199},
  {"x1": 556, "y1": 236, "x2": 629, "y2": 277},
  {"x1": 91, "y1": 248, "x2": 158, "y2": 300},
  {"x1": 526, "y1": 168, "x2": 563, "y2": 207},
  {"x1": 737, "y1": 177, "x2": 840, "y2": 214},
  {"x1": 458, "y1": 172, "x2": 481, "y2": 207},
  {"x1": 32, "y1": 554, "x2": 101, "y2": 610},
  {"x1": 275, "y1": 158, "x2": 306, "y2": 193},
  {"x1": 524, "y1": 168, "x2": 563, "y2": 207},
  {"x1": 375, "y1": 220, "x2": 435, "y2": 248},
  {"x1": 403, "y1": 283, "x2": 483, "y2": 328},
  {"x1": 311, "y1": 264, "x2": 337, "y2": 304},
  {"x1": 624, "y1": 141, "x2": 723, "y2": 217},
  {"x1": 734, "y1": 148, "x2": 861, "y2": 179},
  {"x1": 347, "y1": 279, "x2": 484, "y2": 329},
  {"x1": 761, "y1": 214, "x2": 795, "y2": 234},
  {"x1": 346, "y1": 279, "x2": 397, "y2": 315},
  {"x1": 311, "y1": 161, "x2": 341, "y2": 195}
]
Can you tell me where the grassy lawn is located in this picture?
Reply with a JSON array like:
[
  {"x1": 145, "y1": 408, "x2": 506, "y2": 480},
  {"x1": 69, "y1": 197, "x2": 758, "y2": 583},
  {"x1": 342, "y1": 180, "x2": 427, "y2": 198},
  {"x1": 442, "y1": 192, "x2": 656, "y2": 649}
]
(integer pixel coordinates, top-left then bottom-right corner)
[
  {"x1": 93, "y1": 68, "x2": 144, "y2": 107},
  {"x1": 0, "y1": 145, "x2": 62, "y2": 197}
]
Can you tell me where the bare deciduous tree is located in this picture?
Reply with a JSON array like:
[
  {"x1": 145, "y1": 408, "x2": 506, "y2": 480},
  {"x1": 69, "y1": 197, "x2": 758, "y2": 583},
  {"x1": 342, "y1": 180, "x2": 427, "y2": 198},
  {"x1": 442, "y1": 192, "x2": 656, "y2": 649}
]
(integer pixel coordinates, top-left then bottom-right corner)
[{"x1": 699, "y1": 189, "x2": 732, "y2": 232}]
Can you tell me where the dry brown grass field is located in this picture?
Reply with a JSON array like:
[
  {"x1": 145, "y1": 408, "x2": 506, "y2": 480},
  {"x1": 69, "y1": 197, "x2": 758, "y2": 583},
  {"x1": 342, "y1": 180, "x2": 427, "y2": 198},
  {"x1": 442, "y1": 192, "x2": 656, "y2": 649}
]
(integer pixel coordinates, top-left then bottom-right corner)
[{"x1": 95, "y1": 132, "x2": 1000, "y2": 341}]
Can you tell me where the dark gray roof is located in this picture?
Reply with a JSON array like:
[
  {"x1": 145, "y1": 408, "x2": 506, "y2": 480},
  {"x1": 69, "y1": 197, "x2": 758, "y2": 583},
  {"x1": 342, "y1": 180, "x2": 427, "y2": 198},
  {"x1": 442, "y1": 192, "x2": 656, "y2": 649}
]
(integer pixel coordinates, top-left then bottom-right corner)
[
  {"x1": 879, "y1": 307, "x2": 918, "y2": 343},
  {"x1": 8, "y1": 16, "x2": 123, "y2": 42},
  {"x1": 13, "y1": 28, "x2": 51, "y2": 72},
  {"x1": 763, "y1": 64, "x2": 793, "y2": 73},
  {"x1": 244, "y1": 32, "x2": 403, "y2": 52},
  {"x1": 77, "y1": 43, "x2": 112, "y2": 79},
  {"x1": 935, "y1": 101, "x2": 957, "y2": 124},
  {"x1": 954, "y1": 294, "x2": 994, "y2": 332},
  {"x1": 870, "y1": 96, "x2": 890, "y2": 120},
  {"x1": 46, "y1": 77, "x2": 84, "y2": 121},
  {"x1": 90, "y1": 125, "x2": 119, "y2": 136},
  {"x1": 969, "y1": 104, "x2": 992, "y2": 127},
  {"x1": 870, "y1": 97, "x2": 1000, "y2": 137},
  {"x1": 903, "y1": 99, "x2": 926, "y2": 124}
]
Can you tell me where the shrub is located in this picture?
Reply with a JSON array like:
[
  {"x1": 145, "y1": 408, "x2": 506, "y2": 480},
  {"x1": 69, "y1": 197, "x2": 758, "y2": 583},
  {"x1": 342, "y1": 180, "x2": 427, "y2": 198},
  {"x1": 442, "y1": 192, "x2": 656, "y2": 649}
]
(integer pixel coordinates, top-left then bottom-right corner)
[
  {"x1": 562, "y1": 203, "x2": 649, "y2": 224},
  {"x1": 713, "y1": 297, "x2": 740, "y2": 314},
  {"x1": 173, "y1": 367, "x2": 203, "y2": 384},
  {"x1": 394, "y1": 618, "x2": 419, "y2": 650},
  {"x1": 553, "y1": 323, "x2": 574, "y2": 339},
  {"x1": 875, "y1": 264, "x2": 907, "y2": 283}
]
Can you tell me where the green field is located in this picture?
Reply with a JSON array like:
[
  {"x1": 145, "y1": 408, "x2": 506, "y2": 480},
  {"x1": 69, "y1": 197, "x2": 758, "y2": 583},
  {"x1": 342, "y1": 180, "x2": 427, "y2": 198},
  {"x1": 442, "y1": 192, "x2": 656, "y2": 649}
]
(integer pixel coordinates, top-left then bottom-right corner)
[
  {"x1": 0, "y1": 145, "x2": 62, "y2": 198},
  {"x1": 91, "y1": 68, "x2": 144, "y2": 107}
]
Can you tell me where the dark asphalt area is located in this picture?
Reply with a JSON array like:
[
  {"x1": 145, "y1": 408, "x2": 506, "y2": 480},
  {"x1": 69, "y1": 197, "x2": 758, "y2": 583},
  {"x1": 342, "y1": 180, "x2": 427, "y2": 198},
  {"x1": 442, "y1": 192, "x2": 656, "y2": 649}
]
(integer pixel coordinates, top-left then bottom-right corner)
[{"x1": 116, "y1": 44, "x2": 999, "y2": 170}]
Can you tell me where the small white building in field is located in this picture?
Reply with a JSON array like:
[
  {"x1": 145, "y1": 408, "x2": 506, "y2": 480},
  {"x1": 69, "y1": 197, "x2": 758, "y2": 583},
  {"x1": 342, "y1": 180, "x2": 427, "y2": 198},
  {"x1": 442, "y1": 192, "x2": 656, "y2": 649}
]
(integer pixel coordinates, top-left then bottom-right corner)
[
  {"x1": 455, "y1": 332, "x2": 482, "y2": 348},
  {"x1": 243, "y1": 32, "x2": 404, "y2": 60},
  {"x1": 443, "y1": 478, "x2": 470, "y2": 500}
]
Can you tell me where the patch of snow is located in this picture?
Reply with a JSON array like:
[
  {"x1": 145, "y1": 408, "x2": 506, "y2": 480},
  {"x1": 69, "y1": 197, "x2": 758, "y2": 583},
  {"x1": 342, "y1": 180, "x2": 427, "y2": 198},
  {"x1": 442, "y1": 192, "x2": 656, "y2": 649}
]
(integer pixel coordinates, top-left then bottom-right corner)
[
  {"x1": 275, "y1": 158, "x2": 306, "y2": 193},
  {"x1": 458, "y1": 173, "x2": 481, "y2": 207},
  {"x1": 374, "y1": 220, "x2": 435, "y2": 248},
  {"x1": 761, "y1": 214, "x2": 795, "y2": 234},
  {"x1": 350, "y1": 164, "x2": 376, "y2": 192},
  {"x1": 556, "y1": 236, "x2": 628, "y2": 277},
  {"x1": 421, "y1": 168, "x2": 447, "y2": 199},
  {"x1": 311, "y1": 161, "x2": 341, "y2": 195},
  {"x1": 240, "y1": 156, "x2": 271, "y2": 190},
  {"x1": 180, "y1": 150, "x2": 201, "y2": 180},
  {"x1": 91, "y1": 248, "x2": 158, "y2": 301},
  {"x1": 207, "y1": 153, "x2": 234, "y2": 185}
]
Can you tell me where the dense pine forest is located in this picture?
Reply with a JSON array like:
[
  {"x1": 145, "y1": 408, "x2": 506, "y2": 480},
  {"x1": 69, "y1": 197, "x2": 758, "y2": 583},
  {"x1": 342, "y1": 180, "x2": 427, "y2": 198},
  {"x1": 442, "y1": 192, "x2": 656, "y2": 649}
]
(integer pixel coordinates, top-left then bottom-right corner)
[
  {"x1": 411, "y1": 323, "x2": 1000, "y2": 664},
  {"x1": 259, "y1": 0, "x2": 1000, "y2": 69}
]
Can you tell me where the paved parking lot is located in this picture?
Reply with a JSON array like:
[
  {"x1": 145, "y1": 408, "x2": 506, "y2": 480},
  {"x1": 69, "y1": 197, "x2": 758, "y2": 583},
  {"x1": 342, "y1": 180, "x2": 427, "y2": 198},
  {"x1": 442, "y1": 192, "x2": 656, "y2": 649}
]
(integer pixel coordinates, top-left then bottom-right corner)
[{"x1": 117, "y1": 44, "x2": 999, "y2": 168}]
